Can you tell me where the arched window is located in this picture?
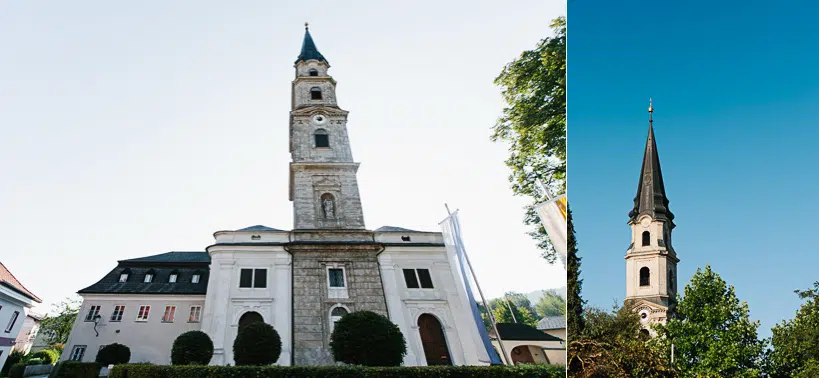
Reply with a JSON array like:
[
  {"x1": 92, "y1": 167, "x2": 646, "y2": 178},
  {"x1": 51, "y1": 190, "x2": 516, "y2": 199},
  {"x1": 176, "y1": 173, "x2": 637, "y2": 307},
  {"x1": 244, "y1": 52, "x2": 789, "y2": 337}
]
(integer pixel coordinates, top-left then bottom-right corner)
[
  {"x1": 308, "y1": 69, "x2": 318, "y2": 76},
  {"x1": 642, "y1": 231, "x2": 651, "y2": 246},
  {"x1": 639, "y1": 267, "x2": 650, "y2": 286},
  {"x1": 310, "y1": 87, "x2": 322, "y2": 100},
  {"x1": 238, "y1": 311, "x2": 263, "y2": 329},
  {"x1": 314, "y1": 128, "x2": 329, "y2": 148},
  {"x1": 329, "y1": 305, "x2": 348, "y2": 335}
]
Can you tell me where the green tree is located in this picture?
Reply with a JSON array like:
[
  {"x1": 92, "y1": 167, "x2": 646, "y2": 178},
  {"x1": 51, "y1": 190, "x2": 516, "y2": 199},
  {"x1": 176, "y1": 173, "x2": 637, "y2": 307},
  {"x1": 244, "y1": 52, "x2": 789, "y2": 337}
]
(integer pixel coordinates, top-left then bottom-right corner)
[
  {"x1": 232, "y1": 322, "x2": 282, "y2": 366},
  {"x1": 536, "y1": 289, "x2": 566, "y2": 317},
  {"x1": 39, "y1": 297, "x2": 81, "y2": 347},
  {"x1": 490, "y1": 296, "x2": 538, "y2": 328},
  {"x1": 566, "y1": 206, "x2": 585, "y2": 340},
  {"x1": 491, "y1": 16, "x2": 566, "y2": 262},
  {"x1": 171, "y1": 330, "x2": 214, "y2": 365},
  {"x1": 330, "y1": 311, "x2": 406, "y2": 366},
  {"x1": 655, "y1": 265, "x2": 766, "y2": 378},
  {"x1": 766, "y1": 282, "x2": 819, "y2": 378}
]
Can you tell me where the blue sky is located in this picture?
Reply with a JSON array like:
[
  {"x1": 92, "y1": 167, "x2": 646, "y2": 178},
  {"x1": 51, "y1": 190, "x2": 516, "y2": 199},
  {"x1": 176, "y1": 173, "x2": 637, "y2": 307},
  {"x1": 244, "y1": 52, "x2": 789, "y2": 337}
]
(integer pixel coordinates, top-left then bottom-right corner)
[
  {"x1": 0, "y1": 1, "x2": 566, "y2": 315},
  {"x1": 569, "y1": 1, "x2": 819, "y2": 338}
]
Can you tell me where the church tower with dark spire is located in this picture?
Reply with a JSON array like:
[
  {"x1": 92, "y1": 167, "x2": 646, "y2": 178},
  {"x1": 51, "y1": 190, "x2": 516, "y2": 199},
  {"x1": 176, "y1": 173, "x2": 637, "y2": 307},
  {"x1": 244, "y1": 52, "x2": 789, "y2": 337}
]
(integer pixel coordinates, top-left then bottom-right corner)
[{"x1": 624, "y1": 100, "x2": 679, "y2": 334}]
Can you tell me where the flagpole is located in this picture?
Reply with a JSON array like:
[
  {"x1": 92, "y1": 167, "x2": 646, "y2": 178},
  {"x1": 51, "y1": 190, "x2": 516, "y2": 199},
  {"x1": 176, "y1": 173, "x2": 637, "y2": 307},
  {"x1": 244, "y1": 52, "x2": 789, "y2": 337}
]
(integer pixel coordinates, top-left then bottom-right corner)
[
  {"x1": 503, "y1": 295, "x2": 518, "y2": 323},
  {"x1": 445, "y1": 204, "x2": 511, "y2": 365}
]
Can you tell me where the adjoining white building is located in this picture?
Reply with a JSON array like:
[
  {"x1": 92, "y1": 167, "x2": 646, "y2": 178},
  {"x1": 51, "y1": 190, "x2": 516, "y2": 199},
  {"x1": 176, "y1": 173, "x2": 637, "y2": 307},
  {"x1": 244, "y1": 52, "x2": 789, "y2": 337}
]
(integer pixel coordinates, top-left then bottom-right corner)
[
  {"x1": 61, "y1": 26, "x2": 491, "y2": 367},
  {"x1": 0, "y1": 262, "x2": 42, "y2": 368},
  {"x1": 13, "y1": 312, "x2": 43, "y2": 355}
]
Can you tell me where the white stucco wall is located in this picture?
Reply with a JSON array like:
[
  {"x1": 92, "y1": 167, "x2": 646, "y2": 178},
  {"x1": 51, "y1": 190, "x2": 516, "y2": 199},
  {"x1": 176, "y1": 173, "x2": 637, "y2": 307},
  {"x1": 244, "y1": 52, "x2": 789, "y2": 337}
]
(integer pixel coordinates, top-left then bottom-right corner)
[
  {"x1": 61, "y1": 294, "x2": 205, "y2": 365},
  {"x1": 378, "y1": 232, "x2": 489, "y2": 367},
  {"x1": 202, "y1": 242, "x2": 292, "y2": 366},
  {"x1": 12, "y1": 315, "x2": 39, "y2": 354},
  {"x1": 1, "y1": 286, "x2": 36, "y2": 368},
  {"x1": 491, "y1": 339, "x2": 565, "y2": 366}
]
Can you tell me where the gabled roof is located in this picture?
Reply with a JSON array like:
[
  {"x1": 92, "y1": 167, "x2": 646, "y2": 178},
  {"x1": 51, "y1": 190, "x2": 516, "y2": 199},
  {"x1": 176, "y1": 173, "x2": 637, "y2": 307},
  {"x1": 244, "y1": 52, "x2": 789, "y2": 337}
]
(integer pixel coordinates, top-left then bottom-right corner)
[
  {"x1": 628, "y1": 104, "x2": 674, "y2": 224},
  {"x1": 489, "y1": 323, "x2": 563, "y2": 342},
  {"x1": 0, "y1": 262, "x2": 42, "y2": 303},
  {"x1": 119, "y1": 251, "x2": 210, "y2": 264},
  {"x1": 537, "y1": 316, "x2": 566, "y2": 330},
  {"x1": 295, "y1": 25, "x2": 328, "y2": 65},
  {"x1": 375, "y1": 226, "x2": 420, "y2": 233},
  {"x1": 235, "y1": 225, "x2": 283, "y2": 232}
]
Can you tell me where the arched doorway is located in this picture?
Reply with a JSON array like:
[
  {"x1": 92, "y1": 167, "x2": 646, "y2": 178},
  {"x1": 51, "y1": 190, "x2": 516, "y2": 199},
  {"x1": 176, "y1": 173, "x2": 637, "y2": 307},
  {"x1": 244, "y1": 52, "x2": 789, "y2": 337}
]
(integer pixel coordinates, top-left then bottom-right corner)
[
  {"x1": 238, "y1": 311, "x2": 263, "y2": 329},
  {"x1": 417, "y1": 314, "x2": 452, "y2": 366},
  {"x1": 510, "y1": 345, "x2": 535, "y2": 364}
]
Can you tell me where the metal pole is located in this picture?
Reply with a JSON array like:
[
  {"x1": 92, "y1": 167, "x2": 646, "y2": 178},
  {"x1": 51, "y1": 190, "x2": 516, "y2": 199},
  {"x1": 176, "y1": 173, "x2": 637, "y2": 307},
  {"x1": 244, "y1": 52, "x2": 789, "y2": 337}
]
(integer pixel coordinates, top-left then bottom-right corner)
[
  {"x1": 445, "y1": 204, "x2": 512, "y2": 365},
  {"x1": 504, "y1": 295, "x2": 518, "y2": 323},
  {"x1": 671, "y1": 343, "x2": 675, "y2": 364}
]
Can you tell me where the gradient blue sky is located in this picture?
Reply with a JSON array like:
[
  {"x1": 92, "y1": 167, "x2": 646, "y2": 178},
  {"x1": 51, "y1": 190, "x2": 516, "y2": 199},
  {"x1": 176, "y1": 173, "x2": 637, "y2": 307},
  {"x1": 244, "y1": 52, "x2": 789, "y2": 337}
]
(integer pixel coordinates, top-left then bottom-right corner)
[
  {"x1": 570, "y1": 1, "x2": 819, "y2": 338},
  {"x1": 0, "y1": 1, "x2": 566, "y2": 315}
]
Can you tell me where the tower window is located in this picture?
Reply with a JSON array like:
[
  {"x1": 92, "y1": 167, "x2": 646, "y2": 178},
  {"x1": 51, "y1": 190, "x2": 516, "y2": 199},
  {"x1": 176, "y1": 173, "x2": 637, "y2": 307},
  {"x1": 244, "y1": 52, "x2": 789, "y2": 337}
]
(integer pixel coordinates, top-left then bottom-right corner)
[
  {"x1": 314, "y1": 129, "x2": 329, "y2": 148},
  {"x1": 641, "y1": 231, "x2": 651, "y2": 246},
  {"x1": 309, "y1": 69, "x2": 318, "y2": 76},
  {"x1": 310, "y1": 87, "x2": 322, "y2": 100},
  {"x1": 668, "y1": 270, "x2": 674, "y2": 291},
  {"x1": 639, "y1": 267, "x2": 650, "y2": 287}
]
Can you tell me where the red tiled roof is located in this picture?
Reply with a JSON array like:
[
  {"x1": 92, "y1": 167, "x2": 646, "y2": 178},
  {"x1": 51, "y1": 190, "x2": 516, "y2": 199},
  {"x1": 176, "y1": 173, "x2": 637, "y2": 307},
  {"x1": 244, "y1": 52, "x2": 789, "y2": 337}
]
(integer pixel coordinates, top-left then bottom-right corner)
[{"x1": 0, "y1": 262, "x2": 42, "y2": 303}]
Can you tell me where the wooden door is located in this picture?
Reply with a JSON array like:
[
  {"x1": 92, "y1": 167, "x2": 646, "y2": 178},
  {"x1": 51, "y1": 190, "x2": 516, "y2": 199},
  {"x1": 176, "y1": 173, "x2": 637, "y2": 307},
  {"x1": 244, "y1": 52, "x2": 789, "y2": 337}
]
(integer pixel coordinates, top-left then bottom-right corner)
[{"x1": 418, "y1": 314, "x2": 452, "y2": 366}]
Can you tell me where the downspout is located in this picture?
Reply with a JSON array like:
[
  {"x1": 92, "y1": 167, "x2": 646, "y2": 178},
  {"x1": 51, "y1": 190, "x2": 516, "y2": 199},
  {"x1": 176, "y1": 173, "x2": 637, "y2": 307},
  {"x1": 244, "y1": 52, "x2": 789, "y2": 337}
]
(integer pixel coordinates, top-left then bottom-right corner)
[
  {"x1": 373, "y1": 232, "x2": 389, "y2": 319},
  {"x1": 283, "y1": 230, "x2": 295, "y2": 366}
]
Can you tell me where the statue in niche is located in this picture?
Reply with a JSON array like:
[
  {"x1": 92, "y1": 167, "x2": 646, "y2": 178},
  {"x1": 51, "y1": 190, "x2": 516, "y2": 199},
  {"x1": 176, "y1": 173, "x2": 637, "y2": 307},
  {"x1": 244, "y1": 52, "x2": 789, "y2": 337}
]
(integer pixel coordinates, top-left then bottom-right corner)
[{"x1": 321, "y1": 194, "x2": 335, "y2": 219}]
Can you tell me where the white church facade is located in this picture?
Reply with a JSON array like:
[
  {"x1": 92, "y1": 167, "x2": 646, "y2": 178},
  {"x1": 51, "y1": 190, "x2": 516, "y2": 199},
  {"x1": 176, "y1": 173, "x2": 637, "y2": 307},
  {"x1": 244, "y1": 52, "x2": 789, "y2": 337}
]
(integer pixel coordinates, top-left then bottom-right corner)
[
  {"x1": 61, "y1": 26, "x2": 491, "y2": 367},
  {"x1": 623, "y1": 103, "x2": 679, "y2": 335}
]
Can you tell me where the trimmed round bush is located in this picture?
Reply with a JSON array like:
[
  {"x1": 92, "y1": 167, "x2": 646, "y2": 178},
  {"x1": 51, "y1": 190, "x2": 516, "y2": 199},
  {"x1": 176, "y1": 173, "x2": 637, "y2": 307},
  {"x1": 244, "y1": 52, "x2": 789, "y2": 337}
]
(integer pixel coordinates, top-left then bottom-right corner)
[
  {"x1": 329, "y1": 310, "x2": 407, "y2": 366},
  {"x1": 31, "y1": 349, "x2": 60, "y2": 364},
  {"x1": 25, "y1": 358, "x2": 44, "y2": 365},
  {"x1": 9, "y1": 363, "x2": 26, "y2": 378},
  {"x1": 95, "y1": 343, "x2": 131, "y2": 365},
  {"x1": 232, "y1": 322, "x2": 282, "y2": 366},
  {"x1": 171, "y1": 330, "x2": 214, "y2": 365}
]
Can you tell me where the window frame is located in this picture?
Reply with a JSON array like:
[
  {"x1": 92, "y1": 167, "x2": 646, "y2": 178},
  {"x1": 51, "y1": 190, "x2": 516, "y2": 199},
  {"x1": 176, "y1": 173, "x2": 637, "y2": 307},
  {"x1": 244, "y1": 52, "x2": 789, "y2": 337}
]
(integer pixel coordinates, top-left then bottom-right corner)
[
  {"x1": 119, "y1": 273, "x2": 129, "y2": 282},
  {"x1": 69, "y1": 345, "x2": 87, "y2": 361},
  {"x1": 326, "y1": 264, "x2": 349, "y2": 299},
  {"x1": 4, "y1": 311, "x2": 20, "y2": 333},
  {"x1": 308, "y1": 68, "x2": 319, "y2": 76},
  {"x1": 169, "y1": 273, "x2": 178, "y2": 283},
  {"x1": 328, "y1": 304, "x2": 349, "y2": 335},
  {"x1": 310, "y1": 86, "x2": 322, "y2": 100},
  {"x1": 110, "y1": 305, "x2": 125, "y2": 322},
  {"x1": 639, "y1": 267, "x2": 651, "y2": 287},
  {"x1": 188, "y1": 305, "x2": 202, "y2": 323},
  {"x1": 144, "y1": 273, "x2": 153, "y2": 283},
  {"x1": 403, "y1": 268, "x2": 434, "y2": 289},
  {"x1": 84, "y1": 306, "x2": 101, "y2": 322},
  {"x1": 238, "y1": 268, "x2": 268, "y2": 289},
  {"x1": 314, "y1": 129, "x2": 330, "y2": 148},
  {"x1": 191, "y1": 274, "x2": 201, "y2": 284},
  {"x1": 135, "y1": 305, "x2": 151, "y2": 322},
  {"x1": 162, "y1": 305, "x2": 176, "y2": 323}
]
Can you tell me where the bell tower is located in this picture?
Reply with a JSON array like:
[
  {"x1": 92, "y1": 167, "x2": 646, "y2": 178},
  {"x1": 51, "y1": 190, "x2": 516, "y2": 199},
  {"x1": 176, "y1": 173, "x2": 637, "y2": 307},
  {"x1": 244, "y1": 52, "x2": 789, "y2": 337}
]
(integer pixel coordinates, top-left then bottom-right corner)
[
  {"x1": 624, "y1": 100, "x2": 679, "y2": 334},
  {"x1": 289, "y1": 23, "x2": 366, "y2": 230}
]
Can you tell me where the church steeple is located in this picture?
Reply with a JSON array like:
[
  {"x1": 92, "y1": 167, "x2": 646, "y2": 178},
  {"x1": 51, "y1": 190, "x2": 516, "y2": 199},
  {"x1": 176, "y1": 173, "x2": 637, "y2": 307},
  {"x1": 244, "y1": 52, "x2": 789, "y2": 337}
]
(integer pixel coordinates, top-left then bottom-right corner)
[
  {"x1": 295, "y1": 23, "x2": 328, "y2": 65},
  {"x1": 629, "y1": 99, "x2": 674, "y2": 225}
]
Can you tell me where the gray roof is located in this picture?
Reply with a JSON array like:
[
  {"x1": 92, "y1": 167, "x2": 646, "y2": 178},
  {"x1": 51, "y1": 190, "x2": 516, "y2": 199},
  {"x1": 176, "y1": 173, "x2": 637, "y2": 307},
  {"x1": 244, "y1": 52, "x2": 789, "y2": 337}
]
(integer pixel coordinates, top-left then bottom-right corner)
[
  {"x1": 489, "y1": 323, "x2": 563, "y2": 342},
  {"x1": 295, "y1": 26, "x2": 328, "y2": 64},
  {"x1": 80, "y1": 252, "x2": 210, "y2": 295},
  {"x1": 235, "y1": 225, "x2": 283, "y2": 232},
  {"x1": 374, "y1": 226, "x2": 420, "y2": 232},
  {"x1": 537, "y1": 316, "x2": 566, "y2": 330}
]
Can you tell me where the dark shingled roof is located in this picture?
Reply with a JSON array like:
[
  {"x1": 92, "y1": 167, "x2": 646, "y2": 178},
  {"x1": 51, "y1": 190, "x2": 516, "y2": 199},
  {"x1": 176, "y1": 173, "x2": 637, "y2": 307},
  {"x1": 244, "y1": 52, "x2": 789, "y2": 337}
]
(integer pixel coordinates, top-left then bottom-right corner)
[
  {"x1": 375, "y1": 226, "x2": 420, "y2": 233},
  {"x1": 80, "y1": 252, "x2": 210, "y2": 295},
  {"x1": 629, "y1": 106, "x2": 674, "y2": 224},
  {"x1": 295, "y1": 26, "x2": 327, "y2": 65},
  {"x1": 235, "y1": 225, "x2": 283, "y2": 232},
  {"x1": 489, "y1": 323, "x2": 563, "y2": 342}
]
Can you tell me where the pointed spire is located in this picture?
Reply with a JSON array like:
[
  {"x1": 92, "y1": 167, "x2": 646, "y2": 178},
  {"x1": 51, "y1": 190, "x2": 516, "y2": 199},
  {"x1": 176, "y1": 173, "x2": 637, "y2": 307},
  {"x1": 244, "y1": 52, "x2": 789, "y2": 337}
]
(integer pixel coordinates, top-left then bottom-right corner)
[
  {"x1": 629, "y1": 99, "x2": 674, "y2": 224},
  {"x1": 295, "y1": 23, "x2": 328, "y2": 65}
]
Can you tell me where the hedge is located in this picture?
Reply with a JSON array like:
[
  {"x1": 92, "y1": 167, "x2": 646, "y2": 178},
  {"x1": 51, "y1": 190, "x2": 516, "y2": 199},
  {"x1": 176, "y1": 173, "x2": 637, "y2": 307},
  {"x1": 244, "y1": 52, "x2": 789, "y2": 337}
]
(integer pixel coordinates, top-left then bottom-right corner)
[
  {"x1": 109, "y1": 364, "x2": 565, "y2": 378},
  {"x1": 49, "y1": 361, "x2": 101, "y2": 378},
  {"x1": 31, "y1": 349, "x2": 61, "y2": 365}
]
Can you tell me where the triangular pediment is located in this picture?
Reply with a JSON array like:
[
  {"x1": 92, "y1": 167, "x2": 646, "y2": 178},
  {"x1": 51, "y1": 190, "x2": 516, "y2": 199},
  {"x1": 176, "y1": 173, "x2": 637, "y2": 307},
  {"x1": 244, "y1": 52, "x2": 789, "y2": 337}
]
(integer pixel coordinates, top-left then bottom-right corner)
[
  {"x1": 628, "y1": 298, "x2": 669, "y2": 312},
  {"x1": 291, "y1": 106, "x2": 348, "y2": 117}
]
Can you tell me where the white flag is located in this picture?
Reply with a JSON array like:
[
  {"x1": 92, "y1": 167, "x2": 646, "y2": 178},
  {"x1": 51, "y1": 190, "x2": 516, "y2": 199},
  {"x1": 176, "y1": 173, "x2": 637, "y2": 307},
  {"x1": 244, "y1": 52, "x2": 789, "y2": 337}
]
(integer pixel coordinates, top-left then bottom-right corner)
[{"x1": 535, "y1": 194, "x2": 568, "y2": 268}]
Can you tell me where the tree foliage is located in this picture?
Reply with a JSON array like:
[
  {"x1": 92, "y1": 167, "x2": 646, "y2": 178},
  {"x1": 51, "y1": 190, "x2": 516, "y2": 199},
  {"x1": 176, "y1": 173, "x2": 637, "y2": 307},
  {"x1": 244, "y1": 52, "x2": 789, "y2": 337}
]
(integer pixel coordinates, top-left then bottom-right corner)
[
  {"x1": 566, "y1": 206, "x2": 585, "y2": 341},
  {"x1": 95, "y1": 343, "x2": 131, "y2": 366},
  {"x1": 654, "y1": 265, "x2": 766, "y2": 378},
  {"x1": 535, "y1": 289, "x2": 566, "y2": 318},
  {"x1": 329, "y1": 311, "x2": 406, "y2": 366},
  {"x1": 171, "y1": 330, "x2": 214, "y2": 366},
  {"x1": 491, "y1": 16, "x2": 566, "y2": 262},
  {"x1": 766, "y1": 281, "x2": 819, "y2": 378},
  {"x1": 490, "y1": 294, "x2": 539, "y2": 328},
  {"x1": 232, "y1": 322, "x2": 282, "y2": 366},
  {"x1": 40, "y1": 297, "x2": 81, "y2": 347}
]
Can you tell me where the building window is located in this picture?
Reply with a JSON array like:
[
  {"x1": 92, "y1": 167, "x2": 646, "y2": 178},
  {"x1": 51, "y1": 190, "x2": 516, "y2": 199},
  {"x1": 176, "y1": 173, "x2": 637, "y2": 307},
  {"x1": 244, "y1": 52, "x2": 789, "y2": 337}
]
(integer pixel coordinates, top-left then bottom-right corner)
[
  {"x1": 403, "y1": 268, "x2": 434, "y2": 289},
  {"x1": 162, "y1": 306, "x2": 176, "y2": 323},
  {"x1": 84, "y1": 306, "x2": 101, "y2": 322},
  {"x1": 136, "y1": 305, "x2": 151, "y2": 322},
  {"x1": 327, "y1": 266, "x2": 348, "y2": 299},
  {"x1": 69, "y1": 345, "x2": 86, "y2": 361},
  {"x1": 189, "y1": 306, "x2": 202, "y2": 323},
  {"x1": 119, "y1": 273, "x2": 129, "y2": 282},
  {"x1": 309, "y1": 69, "x2": 318, "y2": 76},
  {"x1": 642, "y1": 231, "x2": 650, "y2": 246},
  {"x1": 169, "y1": 272, "x2": 178, "y2": 283},
  {"x1": 314, "y1": 129, "x2": 329, "y2": 148},
  {"x1": 110, "y1": 306, "x2": 125, "y2": 322},
  {"x1": 640, "y1": 267, "x2": 650, "y2": 287},
  {"x1": 5, "y1": 311, "x2": 19, "y2": 333},
  {"x1": 310, "y1": 87, "x2": 322, "y2": 100},
  {"x1": 329, "y1": 305, "x2": 348, "y2": 335},
  {"x1": 144, "y1": 273, "x2": 153, "y2": 283},
  {"x1": 328, "y1": 269, "x2": 345, "y2": 287},
  {"x1": 192, "y1": 274, "x2": 201, "y2": 284},
  {"x1": 239, "y1": 269, "x2": 267, "y2": 288}
]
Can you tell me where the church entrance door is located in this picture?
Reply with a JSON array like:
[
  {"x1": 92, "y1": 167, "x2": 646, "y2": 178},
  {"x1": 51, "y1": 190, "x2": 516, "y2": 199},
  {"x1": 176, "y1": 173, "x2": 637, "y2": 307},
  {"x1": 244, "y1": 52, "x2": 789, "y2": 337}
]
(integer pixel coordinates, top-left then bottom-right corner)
[
  {"x1": 238, "y1": 311, "x2": 264, "y2": 329},
  {"x1": 417, "y1": 314, "x2": 452, "y2": 366}
]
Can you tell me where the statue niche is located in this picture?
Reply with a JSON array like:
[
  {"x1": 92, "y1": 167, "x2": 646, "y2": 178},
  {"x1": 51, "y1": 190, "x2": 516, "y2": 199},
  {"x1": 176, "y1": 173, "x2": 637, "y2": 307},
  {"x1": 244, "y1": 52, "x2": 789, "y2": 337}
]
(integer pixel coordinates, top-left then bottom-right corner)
[{"x1": 321, "y1": 193, "x2": 336, "y2": 219}]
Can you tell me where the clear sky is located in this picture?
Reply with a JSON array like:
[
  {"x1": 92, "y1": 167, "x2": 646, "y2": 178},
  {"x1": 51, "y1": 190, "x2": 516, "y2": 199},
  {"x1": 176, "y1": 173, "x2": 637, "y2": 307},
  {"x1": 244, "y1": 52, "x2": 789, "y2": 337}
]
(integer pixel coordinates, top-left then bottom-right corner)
[
  {"x1": 0, "y1": 1, "x2": 566, "y2": 315},
  {"x1": 570, "y1": 1, "x2": 819, "y2": 338}
]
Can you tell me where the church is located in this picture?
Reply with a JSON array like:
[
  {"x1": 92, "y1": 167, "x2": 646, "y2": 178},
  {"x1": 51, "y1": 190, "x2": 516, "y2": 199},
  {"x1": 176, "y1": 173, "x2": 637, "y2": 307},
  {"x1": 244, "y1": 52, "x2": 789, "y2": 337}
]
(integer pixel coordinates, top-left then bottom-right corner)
[
  {"x1": 623, "y1": 102, "x2": 679, "y2": 335},
  {"x1": 60, "y1": 26, "x2": 491, "y2": 367}
]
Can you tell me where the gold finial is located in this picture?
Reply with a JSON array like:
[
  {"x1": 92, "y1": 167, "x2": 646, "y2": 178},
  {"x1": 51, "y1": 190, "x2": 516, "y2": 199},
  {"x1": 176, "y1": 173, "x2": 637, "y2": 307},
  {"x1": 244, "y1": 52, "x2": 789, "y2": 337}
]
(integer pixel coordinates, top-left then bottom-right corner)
[
  {"x1": 648, "y1": 97, "x2": 654, "y2": 113},
  {"x1": 305, "y1": 22, "x2": 309, "y2": 30}
]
